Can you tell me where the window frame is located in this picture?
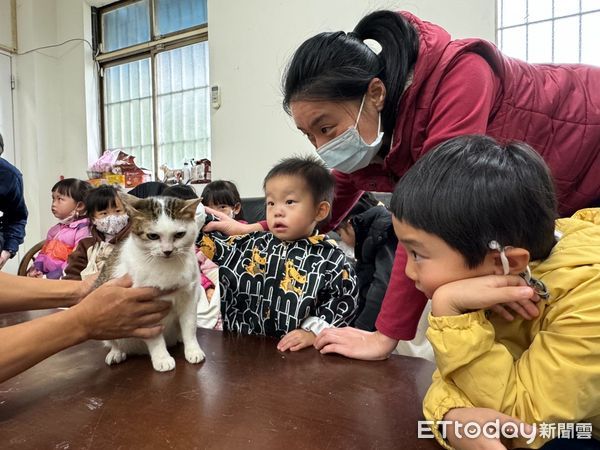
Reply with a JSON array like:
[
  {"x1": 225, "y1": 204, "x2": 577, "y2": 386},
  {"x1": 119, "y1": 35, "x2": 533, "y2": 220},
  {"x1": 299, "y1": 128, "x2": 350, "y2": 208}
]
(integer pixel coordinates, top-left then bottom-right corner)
[
  {"x1": 496, "y1": 0, "x2": 600, "y2": 63},
  {"x1": 95, "y1": 0, "x2": 209, "y2": 176}
]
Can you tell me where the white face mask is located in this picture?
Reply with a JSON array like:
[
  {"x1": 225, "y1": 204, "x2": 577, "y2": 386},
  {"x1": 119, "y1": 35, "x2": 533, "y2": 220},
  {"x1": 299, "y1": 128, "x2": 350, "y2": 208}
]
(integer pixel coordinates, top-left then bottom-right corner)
[
  {"x1": 58, "y1": 209, "x2": 79, "y2": 225},
  {"x1": 316, "y1": 95, "x2": 384, "y2": 174},
  {"x1": 94, "y1": 214, "x2": 128, "y2": 235}
]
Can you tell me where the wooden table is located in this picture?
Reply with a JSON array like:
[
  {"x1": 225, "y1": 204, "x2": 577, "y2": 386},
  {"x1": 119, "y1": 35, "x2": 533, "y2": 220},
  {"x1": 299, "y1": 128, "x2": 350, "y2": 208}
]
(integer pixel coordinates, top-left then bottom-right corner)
[{"x1": 0, "y1": 310, "x2": 438, "y2": 449}]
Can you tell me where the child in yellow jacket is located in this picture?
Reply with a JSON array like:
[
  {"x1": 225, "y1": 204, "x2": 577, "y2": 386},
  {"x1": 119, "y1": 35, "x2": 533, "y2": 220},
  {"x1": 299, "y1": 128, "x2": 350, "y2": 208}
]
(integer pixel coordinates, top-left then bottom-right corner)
[{"x1": 390, "y1": 135, "x2": 600, "y2": 449}]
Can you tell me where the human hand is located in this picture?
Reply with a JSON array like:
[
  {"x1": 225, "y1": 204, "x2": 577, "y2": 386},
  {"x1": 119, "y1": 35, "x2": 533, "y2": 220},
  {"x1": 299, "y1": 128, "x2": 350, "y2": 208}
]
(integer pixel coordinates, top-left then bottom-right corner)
[
  {"x1": 27, "y1": 267, "x2": 43, "y2": 278},
  {"x1": 277, "y1": 329, "x2": 316, "y2": 352},
  {"x1": 444, "y1": 407, "x2": 534, "y2": 450},
  {"x1": 70, "y1": 275, "x2": 172, "y2": 340},
  {"x1": 314, "y1": 327, "x2": 397, "y2": 360},
  {"x1": 202, "y1": 207, "x2": 261, "y2": 235},
  {"x1": 0, "y1": 250, "x2": 11, "y2": 270},
  {"x1": 432, "y1": 275, "x2": 539, "y2": 320}
]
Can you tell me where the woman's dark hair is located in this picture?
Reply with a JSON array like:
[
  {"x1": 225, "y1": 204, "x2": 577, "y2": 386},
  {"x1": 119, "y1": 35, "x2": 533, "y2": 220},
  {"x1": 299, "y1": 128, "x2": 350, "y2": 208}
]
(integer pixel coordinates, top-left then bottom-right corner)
[
  {"x1": 201, "y1": 180, "x2": 244, "y2": 221},
  {"x1": 51, "y1": 178, "x2": 91, "y2": 204},
  {"x1": 390, "y1": 135, "x2": 558, "y2": 268},
  {"x1": 85, "y1": 185, "x2": 120, "y2": 216},
  {"x1": 163, "y1": 184, "x2": 198, "y2": 200},
  {"x1": 282, "y1": 10, "x2": 419, "y2": 135}
]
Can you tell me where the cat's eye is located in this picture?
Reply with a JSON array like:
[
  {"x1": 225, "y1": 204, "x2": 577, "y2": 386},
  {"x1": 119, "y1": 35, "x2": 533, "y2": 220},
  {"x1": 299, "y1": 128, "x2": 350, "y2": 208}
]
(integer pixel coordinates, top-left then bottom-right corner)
[
  {"x1": 146, "y1": 233, "x2": 160, "y2": 240},
  {"x1": 174, "y1": 231, "x2": 186, "y2": 239}
]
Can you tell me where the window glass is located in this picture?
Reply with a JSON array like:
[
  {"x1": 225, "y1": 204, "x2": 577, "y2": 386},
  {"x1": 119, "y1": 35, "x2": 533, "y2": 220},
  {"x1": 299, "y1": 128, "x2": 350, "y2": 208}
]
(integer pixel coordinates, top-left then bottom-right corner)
[
  {"x1": 103, "y1": 58, "x2": 154, "y2": 170},
  {"x1": 155, "y1": 0, "x2": 207, "y2": 36},
  {"x1": 102, "y1": 0, "x2": 150, "y2": 52},
  {"x1": 156, "y1": 41, "x2": 210, "y2": 169}
]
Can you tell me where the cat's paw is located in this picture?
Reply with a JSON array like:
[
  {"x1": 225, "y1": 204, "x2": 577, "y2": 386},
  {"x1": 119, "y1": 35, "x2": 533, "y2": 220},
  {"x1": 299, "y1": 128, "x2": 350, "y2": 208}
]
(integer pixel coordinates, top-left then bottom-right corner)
[
  {"x1": 105, "y1": 349, "x2": 127, "y2": 365},
  {"x1": 184, "y1": 346, "x2": 206, "y2": 364},
  {"x1": 152, "y1": 355, "x2": 176, "y2": 372}
]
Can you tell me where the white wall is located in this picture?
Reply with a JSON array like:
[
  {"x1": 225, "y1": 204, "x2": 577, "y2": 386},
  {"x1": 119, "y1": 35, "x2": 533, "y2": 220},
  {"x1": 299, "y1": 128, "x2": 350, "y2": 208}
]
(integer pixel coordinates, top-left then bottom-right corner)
[
  {"x1": 208, "y1": 0, "x2": 496, "y2": 196},
  {"x1": 3, "y1": 0, "x2": 495, "y2": 253},
  {"x1": 0, "y1": 0, "x2": 14, "y2": 51},
  {"x1": 13, "y1": 0, "x2": 97, "y2": 251}
]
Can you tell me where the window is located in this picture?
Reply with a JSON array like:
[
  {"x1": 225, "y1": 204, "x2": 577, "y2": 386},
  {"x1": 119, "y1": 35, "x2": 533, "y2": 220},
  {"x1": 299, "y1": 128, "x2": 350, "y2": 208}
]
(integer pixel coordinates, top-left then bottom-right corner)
[
  {"x1": 497, "y1": 0, "x2": 600, "y2": 65},
  {"x1": 96, "y1": 0, "x2": 209, "y2": 176}
]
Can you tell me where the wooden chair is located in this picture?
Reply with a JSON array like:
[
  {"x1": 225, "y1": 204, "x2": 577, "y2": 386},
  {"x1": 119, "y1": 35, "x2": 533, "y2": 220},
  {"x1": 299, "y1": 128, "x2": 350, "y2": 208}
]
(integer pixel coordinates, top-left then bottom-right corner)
[{"x1": 17, "y1": 240, "x2": 45, "y2": 276}]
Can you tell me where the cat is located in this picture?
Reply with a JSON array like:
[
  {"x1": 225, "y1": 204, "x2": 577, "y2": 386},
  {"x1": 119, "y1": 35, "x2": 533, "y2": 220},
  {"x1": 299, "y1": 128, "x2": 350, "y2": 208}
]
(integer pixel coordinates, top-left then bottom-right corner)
[{"x1": 97, "y1": 194, "x2": 206, "y2": 372}]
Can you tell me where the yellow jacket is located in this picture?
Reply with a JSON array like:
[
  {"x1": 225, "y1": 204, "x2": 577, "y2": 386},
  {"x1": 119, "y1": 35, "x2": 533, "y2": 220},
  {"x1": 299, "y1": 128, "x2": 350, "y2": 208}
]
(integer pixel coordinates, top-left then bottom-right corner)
[{"x1": 423, "y1": 208, "x2": 600, "y2": 449}]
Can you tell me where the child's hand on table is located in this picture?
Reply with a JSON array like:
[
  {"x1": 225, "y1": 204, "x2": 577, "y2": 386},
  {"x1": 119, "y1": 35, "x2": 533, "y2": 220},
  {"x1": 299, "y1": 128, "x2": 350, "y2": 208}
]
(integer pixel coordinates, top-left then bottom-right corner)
[{"x1": 277, "y1": 329, "x2": 315, "y2": 352}]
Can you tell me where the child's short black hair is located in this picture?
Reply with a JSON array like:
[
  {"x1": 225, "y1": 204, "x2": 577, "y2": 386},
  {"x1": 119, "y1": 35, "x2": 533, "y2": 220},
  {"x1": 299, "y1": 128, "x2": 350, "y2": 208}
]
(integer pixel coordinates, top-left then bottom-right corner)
[
  {"x1": 201, "y1": 180, "x2": 244, "y2": 220},
  {"x1": 51, "y1": 178, "x2": 91, "y2": 203},
  {"x1": 390, "y1": 135, "x2": 557, "y2": 268},
  {"x1": 201, "y1": 180, "x2": 241, "y2": 207},
  {"x1": 85, "y1": 185, "x2": 120, "y2": 216},
  {"x1": 163, "y1": 184, "x2": 198, "y2": 200},
  {"x1": 263, "y1": 155, "x2": 335, "y2": 205}
]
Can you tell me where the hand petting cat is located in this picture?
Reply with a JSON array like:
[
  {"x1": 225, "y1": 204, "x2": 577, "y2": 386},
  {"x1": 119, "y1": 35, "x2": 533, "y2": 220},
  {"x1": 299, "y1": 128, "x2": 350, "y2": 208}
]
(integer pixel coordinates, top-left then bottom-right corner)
[
  {"x1": 0, "y1": 272, "x2": 173, "y2": 383},
  {"x1": 72, "y1": 275, "x2": 172, "y2": 340}
]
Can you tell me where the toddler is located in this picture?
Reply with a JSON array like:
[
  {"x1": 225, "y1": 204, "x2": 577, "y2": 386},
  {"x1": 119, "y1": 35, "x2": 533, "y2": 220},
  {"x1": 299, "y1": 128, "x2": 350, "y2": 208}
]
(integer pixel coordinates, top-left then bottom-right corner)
[
  {"x1": 28, "y1": 178, "x2": 91, "y2": 279},
  {"x1": 63, "y1": 185, "x2": 130, "y2": 280}
]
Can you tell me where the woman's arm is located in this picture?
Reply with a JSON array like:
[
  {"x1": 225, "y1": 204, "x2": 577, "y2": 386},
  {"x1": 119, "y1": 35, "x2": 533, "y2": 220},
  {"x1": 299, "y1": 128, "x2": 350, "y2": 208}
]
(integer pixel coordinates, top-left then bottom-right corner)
[{"x1": 0, "y1": 275, "x2": 170, "y2": 383}]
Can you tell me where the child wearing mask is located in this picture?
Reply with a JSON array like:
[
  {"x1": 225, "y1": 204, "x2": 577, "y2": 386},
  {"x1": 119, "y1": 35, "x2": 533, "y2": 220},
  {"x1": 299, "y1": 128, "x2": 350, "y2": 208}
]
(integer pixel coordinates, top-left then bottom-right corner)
[
  {"x1": 63, "y1": 185, "x2": 130, "y2": 280},
  {"x1": 28, "y1": 178, "x2": 91, "y2": 279},
  {"x1": 201, "y1": 180, "x2": 245, "y2": 221}
]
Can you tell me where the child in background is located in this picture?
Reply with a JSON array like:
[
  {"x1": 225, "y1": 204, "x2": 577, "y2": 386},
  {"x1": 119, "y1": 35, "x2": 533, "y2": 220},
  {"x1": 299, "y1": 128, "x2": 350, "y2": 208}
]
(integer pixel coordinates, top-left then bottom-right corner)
[
  {"x1": 197, "y1": 156, "x2": 358, "y2": 351},
  {"x1": 162, "y1": 184, "x2": 221, "y2": 329},
  {"x1": 28, "y1": 178, "x2": 91, "y2": 279},
  {"x1": 63, "y1": 185, "x2": 130, "y2": 280},
  {"x1": 390, "y1": 135, "x2": 600, "y2": 448},
  {"x1": 334, "y1": 193, "x2": 433, "y2": 361},
  {"x1": 334, "y1": 192, "x2": 391, "y2": 331},
  {"x1": 201, "y1": 180, "x2": 245, "y2": 221},
  {"x1": 162, "y1": 184, "x2": 197, "y2": 200}
]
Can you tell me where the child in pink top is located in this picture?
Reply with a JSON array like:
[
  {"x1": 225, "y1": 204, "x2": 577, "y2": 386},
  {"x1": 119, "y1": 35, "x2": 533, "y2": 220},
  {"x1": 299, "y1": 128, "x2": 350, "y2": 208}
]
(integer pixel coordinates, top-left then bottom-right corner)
[{"x1": 28, "y1": 178, "x2": 91, "y2": 279}]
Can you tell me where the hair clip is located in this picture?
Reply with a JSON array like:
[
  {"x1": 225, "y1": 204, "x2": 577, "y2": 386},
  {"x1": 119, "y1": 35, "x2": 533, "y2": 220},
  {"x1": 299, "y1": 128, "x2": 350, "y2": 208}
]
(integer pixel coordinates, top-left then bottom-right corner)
[
  {"x1": 363, "y1": 38, "x2": 382, "y2": 55},
  {"x1": 488, "y1": 240, "x2": 510, "y2": 275},
  {"x1": 520, "y1": 266, "x2": 550, "y2": 300}
]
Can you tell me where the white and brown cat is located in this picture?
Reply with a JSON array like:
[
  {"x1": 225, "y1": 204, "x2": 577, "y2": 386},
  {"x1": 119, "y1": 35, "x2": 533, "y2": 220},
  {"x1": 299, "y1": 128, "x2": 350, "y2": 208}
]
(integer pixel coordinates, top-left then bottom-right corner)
[{"x1": 97, "y1": 195, "x2": 205, "y2": 372}]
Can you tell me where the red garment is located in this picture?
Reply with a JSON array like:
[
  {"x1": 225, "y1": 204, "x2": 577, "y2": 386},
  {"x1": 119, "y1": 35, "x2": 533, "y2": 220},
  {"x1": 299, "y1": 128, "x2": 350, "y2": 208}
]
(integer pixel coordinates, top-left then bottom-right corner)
[{"x1": 332, "y1": 11, "x2": 600, "y2": 340}]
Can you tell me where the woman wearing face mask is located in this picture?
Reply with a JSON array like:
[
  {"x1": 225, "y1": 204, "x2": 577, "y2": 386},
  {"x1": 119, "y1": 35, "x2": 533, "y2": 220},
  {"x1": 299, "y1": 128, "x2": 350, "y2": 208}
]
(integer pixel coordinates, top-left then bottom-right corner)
[
  {"x1": 63, "y1": 185, "x2": 130, "y2": 281},
  {"x1": 205, "y1": 10, "x2": 600, "y2": 360}
]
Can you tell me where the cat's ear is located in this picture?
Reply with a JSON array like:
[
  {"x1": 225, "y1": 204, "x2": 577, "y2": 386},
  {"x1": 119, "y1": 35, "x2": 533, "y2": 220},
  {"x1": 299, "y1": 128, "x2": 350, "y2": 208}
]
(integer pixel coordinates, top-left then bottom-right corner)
[
  {"x1": 178, "y1": 197, "x2": 203, "y2": 219},
  {"x1": 118, "y1": 192, "x2": 142, "y2": 216}
]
